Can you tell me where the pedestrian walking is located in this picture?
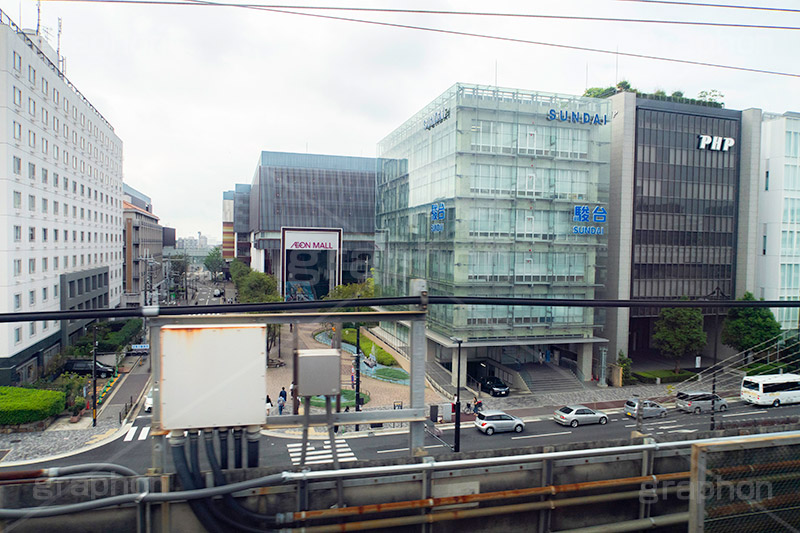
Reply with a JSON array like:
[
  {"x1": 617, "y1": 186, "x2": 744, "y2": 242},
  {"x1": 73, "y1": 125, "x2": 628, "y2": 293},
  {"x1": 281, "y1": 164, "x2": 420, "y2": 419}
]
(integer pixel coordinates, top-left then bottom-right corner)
[
  {"x1": 277, "y1": 395, "x2": 285, "y2": 415},
  {"x1": 289, "y1": 381, "x2": 295, "y2": 398},
  {"x1": 279, "y1": 387, "x2": 287, "y2": 402},
  {"x1": 472, "y1": 396, "x2": 479, "y2": 415},
  {"x1": 538, "y1": 350, "x2": 544, "y2": 365},
  {"x1": 266, "y1": 395, "x2": 273, "y2": 416}
]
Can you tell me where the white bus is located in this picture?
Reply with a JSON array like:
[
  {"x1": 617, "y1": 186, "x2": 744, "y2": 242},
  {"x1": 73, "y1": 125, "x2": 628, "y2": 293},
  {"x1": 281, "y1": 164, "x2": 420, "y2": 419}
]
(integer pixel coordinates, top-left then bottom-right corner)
[{"x1": 741, "y1": 373, "x2": 800, "y2": 407}]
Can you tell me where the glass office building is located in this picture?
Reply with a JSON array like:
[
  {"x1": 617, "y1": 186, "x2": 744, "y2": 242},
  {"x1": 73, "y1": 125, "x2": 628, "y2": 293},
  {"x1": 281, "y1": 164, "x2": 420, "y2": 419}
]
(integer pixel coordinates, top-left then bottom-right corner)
[
  {"x1": 374, "y1": 83, "x2": 611, "y2": 380},
  {"x1": 603, "y1": 93, "x2": 761, "y2": 360}
]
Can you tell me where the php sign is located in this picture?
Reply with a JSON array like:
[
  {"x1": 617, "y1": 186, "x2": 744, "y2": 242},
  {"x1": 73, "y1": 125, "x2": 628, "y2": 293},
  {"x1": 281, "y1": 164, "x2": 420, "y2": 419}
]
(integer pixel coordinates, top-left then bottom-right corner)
[{"x1": 697, "y1": 135, "x2": 735, "y2": 152}]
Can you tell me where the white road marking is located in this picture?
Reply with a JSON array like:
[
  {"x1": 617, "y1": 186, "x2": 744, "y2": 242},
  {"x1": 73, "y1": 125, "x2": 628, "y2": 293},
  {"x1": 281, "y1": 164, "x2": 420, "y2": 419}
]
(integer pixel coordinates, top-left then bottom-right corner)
[
  {"x1": 124, "y1": 426, "x2": 138, "y2": 442},
  {"x1": 656, "y1": 425, "x2": 683, "y2": 429},
  {"x1": 288, "y1": 441, "x2": 357, "y2": 465},
  {"x1": 722, "y1": 411, "x2": 764, "y2": 418},
  {"x1": 511, "y1": 431, "x2": 571, "y2": 440},
  {"x1": 669, "y1": 429, "x2": 697, "y2": 433},
  {"x1": 138, "y1": 426, "x2": 150, "y2": 440}
]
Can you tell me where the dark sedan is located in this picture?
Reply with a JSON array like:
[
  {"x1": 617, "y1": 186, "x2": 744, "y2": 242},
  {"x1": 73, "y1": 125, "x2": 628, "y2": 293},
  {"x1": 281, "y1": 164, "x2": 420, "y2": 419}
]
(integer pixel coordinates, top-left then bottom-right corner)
[{"x1": 480, "y1": 376, "x2": 510, "y2": 397}]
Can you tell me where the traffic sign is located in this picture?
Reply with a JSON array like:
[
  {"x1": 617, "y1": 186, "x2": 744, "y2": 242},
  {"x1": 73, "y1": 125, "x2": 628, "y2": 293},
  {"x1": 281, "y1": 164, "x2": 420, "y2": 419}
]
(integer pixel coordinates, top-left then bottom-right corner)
[{"x1": 131, "y1": 344, "x2": 150, "y2": 350}]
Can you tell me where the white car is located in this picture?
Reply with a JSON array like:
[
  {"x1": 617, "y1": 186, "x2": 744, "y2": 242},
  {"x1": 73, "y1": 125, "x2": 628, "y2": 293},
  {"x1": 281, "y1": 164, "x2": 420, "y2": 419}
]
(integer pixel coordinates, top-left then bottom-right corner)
[
  {"x1": 144, "y1": 388, "x2": 153, "y2": 413},
  {"x1": 474, "y1": 410, "x2": 525, "y2": 435}
]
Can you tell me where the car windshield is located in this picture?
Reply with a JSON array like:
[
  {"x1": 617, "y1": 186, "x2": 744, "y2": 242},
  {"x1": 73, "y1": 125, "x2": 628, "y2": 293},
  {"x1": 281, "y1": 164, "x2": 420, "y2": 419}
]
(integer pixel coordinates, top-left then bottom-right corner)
[
  {"x1": 558, "y1": 407, "x2": 574, "y2": 414},
  {"x1": 625, "y1": 400, "x2": 636, "y2": 408},
  {"x1": 476, "y1": 412, "x2": 486, "y2": 421},
  {"x1": 676, "y1": 392, "x2": 689, "y2": 400}
]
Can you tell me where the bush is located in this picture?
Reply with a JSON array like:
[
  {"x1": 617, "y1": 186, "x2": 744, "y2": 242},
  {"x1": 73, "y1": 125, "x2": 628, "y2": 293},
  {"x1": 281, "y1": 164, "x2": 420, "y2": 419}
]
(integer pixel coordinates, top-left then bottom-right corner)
[
  {"x1": 0, "y1": 387, "x2": 66, "y2": 425},
  {"x1": 374, "y1": 367, "x2": 409, "y2": 381},
  {"x1": 741, "y1": 362, "x2": 789, "y2": 376},
  {"x1": 341, "y1": 329, "x2": 397, "y2": 366},
  {"x1": 633, "y1": 369, "x2": 697, "y2": 384},
  {"x1": 309, "y1": 389, "x2": 370, "y2": 408},
  {"x1": 617, "y1": 353, "x2": 636, "y2": 385},
  {"x1": 72, "y1": 396, "x2": 86, "y2": 416}
]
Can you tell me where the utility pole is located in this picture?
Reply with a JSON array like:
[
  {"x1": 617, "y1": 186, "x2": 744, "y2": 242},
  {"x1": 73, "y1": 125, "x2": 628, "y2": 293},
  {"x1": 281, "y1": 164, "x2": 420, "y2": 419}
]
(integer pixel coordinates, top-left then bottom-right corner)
[
  {"x1": 451, "y1": 337, "x2": 463, "y2": 453},
  {"x1": 355, "y1": 323, "x2": 362, "y2": 431},
  {"x1": 92, "y1": 325, "x2": 97, "y2": 427}
]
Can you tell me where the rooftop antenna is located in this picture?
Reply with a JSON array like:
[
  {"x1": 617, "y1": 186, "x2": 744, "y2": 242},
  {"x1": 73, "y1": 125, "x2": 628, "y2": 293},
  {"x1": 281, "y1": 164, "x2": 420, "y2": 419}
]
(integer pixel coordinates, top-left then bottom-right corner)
[
  {"x1": 57, "y1": 18, "x2": 63, "y2": 71},
  {"x1": 36, "y1": 1, "x2": 41, "y2": 35}
]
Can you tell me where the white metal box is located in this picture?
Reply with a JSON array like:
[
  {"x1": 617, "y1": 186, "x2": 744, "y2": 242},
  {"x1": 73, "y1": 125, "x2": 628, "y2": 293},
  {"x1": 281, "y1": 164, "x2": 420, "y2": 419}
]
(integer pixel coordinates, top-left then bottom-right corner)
[
  {"x1": 160, "y1": 324, "x2": 266, "y2": 430},
  {"x1": 297, "y1": 349, "x2": 341, "y2": 397}
]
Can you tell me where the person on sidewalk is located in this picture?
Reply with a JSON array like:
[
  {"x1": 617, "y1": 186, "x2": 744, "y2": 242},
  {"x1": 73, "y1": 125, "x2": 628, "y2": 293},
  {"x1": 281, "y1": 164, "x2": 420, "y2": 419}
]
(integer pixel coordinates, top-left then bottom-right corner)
[
  {"x1": 277, "y1": 395, "x2": 285, "y2": 415},
  {"x1": 266, "y1": 395, "x2": 273, "y2": 416},
  {"x1": 289, "y1": 382, "x2": 295, "y2": 398},
  {"x1": 279, "y1": 387, "x2": 287, "y2": 402}
]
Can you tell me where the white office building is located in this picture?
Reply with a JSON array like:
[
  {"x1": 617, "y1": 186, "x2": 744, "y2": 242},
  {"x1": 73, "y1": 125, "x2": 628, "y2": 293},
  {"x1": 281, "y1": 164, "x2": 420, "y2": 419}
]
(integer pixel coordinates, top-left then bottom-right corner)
[
  {"x1": 757, "y1": 112, "x2": 800, "y2": 329},
  {"x1": 0, "y1": 14, "x2": 124, "y2": 385}
]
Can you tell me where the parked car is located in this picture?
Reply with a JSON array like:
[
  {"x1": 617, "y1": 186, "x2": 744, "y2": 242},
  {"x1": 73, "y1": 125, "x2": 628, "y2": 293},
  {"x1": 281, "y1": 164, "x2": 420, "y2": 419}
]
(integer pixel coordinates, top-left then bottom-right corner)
[
  {"x1": 474, "y1": 410, "x2": 525, "y2": 435},
  {"x1": 480, "y1": 376, "x2": 510, "y2": 397},
  {"x1": 624, "y1": 398, "x2": 668, "y2": 419},
  {"x1": 63, "y1": 359, "x2": 115, "y2": 379},
  {"x1": 144, "y1": 388, "x2": 153, "y2": 413},
  {"x1": 553, "y1": 405, "x2": 608, "y2": 427},
  {"x1": 676, "y1": 392, "x2": 728, "y2": 414}
]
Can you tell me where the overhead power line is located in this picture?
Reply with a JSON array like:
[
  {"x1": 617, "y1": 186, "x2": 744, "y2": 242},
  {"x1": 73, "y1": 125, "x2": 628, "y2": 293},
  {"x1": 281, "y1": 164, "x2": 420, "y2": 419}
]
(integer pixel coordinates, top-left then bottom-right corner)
[
  {"x1": 45, "y1": 0, "x2": 800, "y2": 30},
  {"x1": 42, "y1": 0, "x2": 800, "y2": 78},
  {"x1": 615, "y1": 0, "x2": 800, "y2": 14}
]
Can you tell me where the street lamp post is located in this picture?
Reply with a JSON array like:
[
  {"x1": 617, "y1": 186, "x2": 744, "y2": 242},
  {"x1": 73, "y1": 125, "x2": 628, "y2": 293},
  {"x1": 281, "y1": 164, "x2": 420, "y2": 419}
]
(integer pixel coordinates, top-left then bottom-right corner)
[{"x1": 451, "y1": 337, "x2": 463, "y2": 453}]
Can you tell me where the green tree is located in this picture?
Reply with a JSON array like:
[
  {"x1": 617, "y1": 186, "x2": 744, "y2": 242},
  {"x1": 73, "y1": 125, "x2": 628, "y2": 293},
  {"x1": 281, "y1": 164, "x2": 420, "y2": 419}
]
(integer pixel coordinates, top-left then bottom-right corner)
[
  {"x1": 583, "y1": 86, "x2": 616, "y2": 98},
  {"x1": 168, "y1": 254, "x2": 188, "y2": 298},
  {"x1": 652, "y1": 306, "x2": 707, "y2": 373},
  {"x1": 229, "y1": 259, "x2": 250, "y2": 287},
  {"x1": 616, "y1": 80, "x2": 634, "y2": 92},
  {"x1": 653, "y1": 89, "x2": 667, "y2": 97},
  {"x1": 721, "y1": 292, "x2": 782, "y2": 353},
  {"x1": 697, "y1": 89, "x2": 725, "y2": 104},
  {"x1": 323, "y1": 279, "x2": 375, "y2": 313},
  {"x1": 203, "y1": 246, "x2": 225, "y2": 281},
  {"x1": 236, "y1": 270, "x2": 281, "y2": 355},
  {"x1": 238, "y1": 271, "x2": 279, "y2": 304},
  {"x1": 671, "y1": 91, "x2": 684, "y2": 98}
]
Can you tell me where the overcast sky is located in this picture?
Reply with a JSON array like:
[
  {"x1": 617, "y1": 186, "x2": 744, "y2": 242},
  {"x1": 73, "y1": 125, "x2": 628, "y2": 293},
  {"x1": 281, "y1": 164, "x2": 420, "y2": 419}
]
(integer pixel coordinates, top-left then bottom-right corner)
[{"x1": 4, "y1": 0, "x2": 798, "y2": 241}]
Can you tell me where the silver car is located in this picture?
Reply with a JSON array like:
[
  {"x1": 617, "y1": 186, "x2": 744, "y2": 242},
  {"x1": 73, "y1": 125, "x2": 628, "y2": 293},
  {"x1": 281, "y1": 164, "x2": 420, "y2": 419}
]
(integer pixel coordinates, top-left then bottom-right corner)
[
  {"x1": 474, "y1": 410, "x2": 525, "y2": 435},
  {"x1": 676, "y1": 392, "x2": 728, "y2": 414},
  {"x1": 553, "y1": 405, "x2": 608, "y2": 427},
  {"x1": 624, "y1": 398, "x2": 667, "y2": 419}
]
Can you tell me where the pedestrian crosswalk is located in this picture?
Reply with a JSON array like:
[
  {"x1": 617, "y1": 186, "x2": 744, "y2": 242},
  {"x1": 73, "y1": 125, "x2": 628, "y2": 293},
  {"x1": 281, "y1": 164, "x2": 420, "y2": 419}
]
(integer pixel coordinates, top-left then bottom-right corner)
[
  {"x1": 123, "y1": 425, "x2": 151, "y2": 442},
  {"x1": 287, "y1": 439, "x2": 356, "y2": 466}
]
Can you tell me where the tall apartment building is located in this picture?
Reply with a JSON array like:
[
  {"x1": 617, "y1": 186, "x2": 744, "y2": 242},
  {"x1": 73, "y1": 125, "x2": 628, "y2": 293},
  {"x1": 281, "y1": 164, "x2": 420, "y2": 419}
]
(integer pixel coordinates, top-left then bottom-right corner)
[
  {"x1": 0, "y1": 15, "x2": 124, "y2": 385},
  {"x1": 757, "y1": 112, "x2": 800, "y2": 329}
]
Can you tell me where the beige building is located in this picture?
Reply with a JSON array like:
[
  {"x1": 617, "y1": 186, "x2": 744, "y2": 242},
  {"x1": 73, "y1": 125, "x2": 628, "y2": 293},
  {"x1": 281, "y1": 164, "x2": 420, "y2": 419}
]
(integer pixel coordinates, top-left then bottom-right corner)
[{"x1": 122, "y1": 201, "x2": 163, "y2": 307}]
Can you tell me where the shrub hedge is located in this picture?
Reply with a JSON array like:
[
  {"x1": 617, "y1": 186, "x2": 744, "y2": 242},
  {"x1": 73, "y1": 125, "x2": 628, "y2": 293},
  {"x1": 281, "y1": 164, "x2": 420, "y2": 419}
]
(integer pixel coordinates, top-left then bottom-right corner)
[
  {"x1": 341, "y1": 329, "x2": 397, "y2": 366},
  {"x1": 633, "y1": 370, "x2": 697, "y2": 384},
  {"x1": 0, "y1": 386, "x2": 66, "y2": 425},
  {"x1": 741, "y1": 362, "x2": 789, "y2": 376}
]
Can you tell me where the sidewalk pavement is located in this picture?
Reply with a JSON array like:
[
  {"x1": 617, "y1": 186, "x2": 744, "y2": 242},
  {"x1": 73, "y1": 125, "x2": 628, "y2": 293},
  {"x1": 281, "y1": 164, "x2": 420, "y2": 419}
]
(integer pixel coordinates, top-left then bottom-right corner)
[{"x1": 0, "y1": 355, "x2": 151, "y2": 466}]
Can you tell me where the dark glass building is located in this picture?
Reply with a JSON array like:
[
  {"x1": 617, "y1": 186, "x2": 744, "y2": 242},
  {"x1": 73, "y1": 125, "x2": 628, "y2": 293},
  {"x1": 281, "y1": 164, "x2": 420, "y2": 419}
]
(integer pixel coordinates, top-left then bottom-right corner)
[
  {"x1": 604, "y1": 93, "x2": 761, "y2": 360},
  {"x1": 242, "y1": 151, "x2": 376, "y2": 298}
]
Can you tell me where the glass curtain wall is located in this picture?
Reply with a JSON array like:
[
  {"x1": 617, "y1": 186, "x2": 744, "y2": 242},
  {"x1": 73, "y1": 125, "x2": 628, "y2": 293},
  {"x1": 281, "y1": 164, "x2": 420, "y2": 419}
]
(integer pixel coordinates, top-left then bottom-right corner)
[
  {"x1": 631, "y1": 108, "x2": 740, "y2": 317},
  {"x1": 377, "y1": 83, "x2": 611, "y2": 341}
]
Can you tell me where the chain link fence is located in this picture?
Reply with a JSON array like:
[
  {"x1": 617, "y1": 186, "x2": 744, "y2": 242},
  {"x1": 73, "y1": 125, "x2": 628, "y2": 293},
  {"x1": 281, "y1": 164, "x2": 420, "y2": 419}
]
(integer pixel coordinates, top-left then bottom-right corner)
[{"x1": 690, "y1": 434, "x2": 800, "y2": 532}]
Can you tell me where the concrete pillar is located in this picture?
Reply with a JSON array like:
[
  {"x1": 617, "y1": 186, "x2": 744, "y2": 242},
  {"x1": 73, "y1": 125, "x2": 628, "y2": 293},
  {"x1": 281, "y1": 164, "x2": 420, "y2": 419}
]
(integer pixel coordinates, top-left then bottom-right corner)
[
  {"x1": 450, "y1": 346, "x2": 468, "y2": 389},
  {"x1": 578, "y1": 344, "x2": 593, "y2": 382}
]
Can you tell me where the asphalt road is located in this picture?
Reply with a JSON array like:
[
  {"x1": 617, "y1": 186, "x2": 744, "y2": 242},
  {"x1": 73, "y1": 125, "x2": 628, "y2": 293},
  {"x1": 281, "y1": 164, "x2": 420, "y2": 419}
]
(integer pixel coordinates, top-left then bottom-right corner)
[{"x1": 4, "y1": 400, "x2": 799, "y2": 474}]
